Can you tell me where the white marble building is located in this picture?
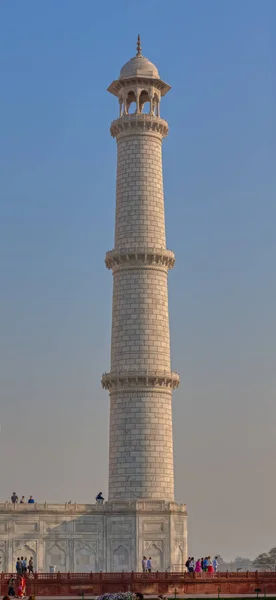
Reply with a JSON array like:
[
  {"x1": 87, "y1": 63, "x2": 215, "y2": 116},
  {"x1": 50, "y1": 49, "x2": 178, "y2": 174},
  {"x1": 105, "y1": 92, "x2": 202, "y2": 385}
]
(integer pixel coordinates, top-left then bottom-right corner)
[{"x1": 0, "y1": 39, "x2": 188, "y2": 573}]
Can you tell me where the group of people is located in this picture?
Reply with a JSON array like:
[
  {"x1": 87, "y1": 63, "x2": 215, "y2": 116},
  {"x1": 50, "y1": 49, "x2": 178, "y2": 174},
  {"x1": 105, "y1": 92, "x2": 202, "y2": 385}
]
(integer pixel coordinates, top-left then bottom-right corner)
[
  {"x1": 11, "y1": 494, "x2": 35, "y2": 505},
  {"x1": 15, "y1": 557, "x2": 34, "y2": 575},
  {"x1": 6, "y1": 559, "x2": 34, "y2": 599},
  {"x1": 142, "y1": 557, "x2": 152, "y2": 572},
  {"x1": 8, "y1": 575, "x2": 26, "y2": 598},
  {"x1": 186, "y1": 556, "x2": 219, "y2": 573}
]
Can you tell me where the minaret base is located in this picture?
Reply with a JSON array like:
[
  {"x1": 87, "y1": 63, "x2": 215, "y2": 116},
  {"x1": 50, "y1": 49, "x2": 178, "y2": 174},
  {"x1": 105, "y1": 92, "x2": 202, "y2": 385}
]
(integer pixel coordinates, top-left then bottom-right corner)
[
  {"x1": 0, "y1": 500, "x2": 187, "y2": 572},
  {"x1": 103, "y1": 500, "x2": 188, "y2": 571}
]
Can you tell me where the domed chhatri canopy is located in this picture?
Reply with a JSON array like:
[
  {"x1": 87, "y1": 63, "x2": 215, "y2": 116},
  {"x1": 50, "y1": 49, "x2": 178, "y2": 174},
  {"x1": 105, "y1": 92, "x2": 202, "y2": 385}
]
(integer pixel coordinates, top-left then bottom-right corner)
[{"x1": 108, "y1": 35, "x2": 171, "y2": 98}]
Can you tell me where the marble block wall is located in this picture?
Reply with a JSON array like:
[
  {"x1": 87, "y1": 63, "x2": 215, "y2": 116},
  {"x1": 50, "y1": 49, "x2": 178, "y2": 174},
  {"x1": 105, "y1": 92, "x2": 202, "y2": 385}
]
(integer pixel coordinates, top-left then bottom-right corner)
[{"x1": 0, "y1": 501, "x2": 187, "y2": 572}]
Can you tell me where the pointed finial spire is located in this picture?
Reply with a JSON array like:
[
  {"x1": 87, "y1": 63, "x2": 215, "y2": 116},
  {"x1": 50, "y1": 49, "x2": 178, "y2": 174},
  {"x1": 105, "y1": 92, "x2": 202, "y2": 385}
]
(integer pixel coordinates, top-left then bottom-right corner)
[{"x1": 136, "y1": 34, "x2": 142, "y2": 57}]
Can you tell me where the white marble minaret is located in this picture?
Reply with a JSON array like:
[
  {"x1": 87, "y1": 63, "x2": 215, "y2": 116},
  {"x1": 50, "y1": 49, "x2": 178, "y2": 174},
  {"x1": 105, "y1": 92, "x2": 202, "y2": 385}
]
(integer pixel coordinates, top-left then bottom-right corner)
[{"x1": 102, "y1": 37, "x2": 180, "y2": 502}]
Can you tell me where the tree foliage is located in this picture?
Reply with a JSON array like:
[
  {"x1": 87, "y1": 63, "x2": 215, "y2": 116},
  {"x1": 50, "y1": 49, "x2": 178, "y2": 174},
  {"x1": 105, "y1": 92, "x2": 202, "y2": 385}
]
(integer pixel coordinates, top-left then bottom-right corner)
[{"x1": 253, "y1": 548, "x2": 276, "y2": 570}]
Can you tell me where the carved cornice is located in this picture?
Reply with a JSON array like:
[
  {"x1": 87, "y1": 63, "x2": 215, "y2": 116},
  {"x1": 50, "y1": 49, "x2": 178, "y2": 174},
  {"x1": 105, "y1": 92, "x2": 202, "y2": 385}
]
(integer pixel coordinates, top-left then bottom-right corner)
[
  {"x1": 0, "y1": 500, "x2": 187, "y2": 515},
  {"x1": 110, "y1": 114, "x2": 168, "y2": 139},
  {"x1": 105, "y1": 247, "x2": 175, "y2": 271},
  {"x1": 109, "y1": 387, "x2": 173, "y2": 396},
  {"x1": 101, "y1": 370, "x2": 180, "y2": 392}
]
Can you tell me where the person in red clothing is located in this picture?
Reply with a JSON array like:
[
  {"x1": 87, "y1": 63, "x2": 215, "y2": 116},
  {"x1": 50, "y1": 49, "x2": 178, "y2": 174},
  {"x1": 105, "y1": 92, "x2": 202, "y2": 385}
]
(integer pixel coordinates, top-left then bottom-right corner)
[{"x1": 207, "y1": 556, "x2": 214, "y2": 573}]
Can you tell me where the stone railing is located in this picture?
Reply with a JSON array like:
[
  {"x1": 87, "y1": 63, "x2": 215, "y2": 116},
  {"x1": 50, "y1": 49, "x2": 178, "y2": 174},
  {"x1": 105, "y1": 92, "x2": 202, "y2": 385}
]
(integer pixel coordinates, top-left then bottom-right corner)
[
  {"x1": 0, "y1": 571, "x2": 275, "y2": 596},
  {"x1": 0, "y1": 500, "x2": 186, "y2": 513},
  {"x1": 110, "y1": 113, "x2": 169, "y2": 139}
]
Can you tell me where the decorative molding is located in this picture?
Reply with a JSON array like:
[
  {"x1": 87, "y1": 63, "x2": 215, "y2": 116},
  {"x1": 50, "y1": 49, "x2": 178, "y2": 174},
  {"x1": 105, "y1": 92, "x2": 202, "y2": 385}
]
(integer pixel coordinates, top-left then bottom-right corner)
[
  {"x1": 110, "y1": 114, "x2": 168, "y2": 140},
  {"x1": 101, "y1": 370, "x2": 180, "y2": 392},
  {"x1": 109, "y1": 387, "x2": 173, "y2": 396},
  {"x1": 105, "y1": 247, "x2": 175, "y2": 271},
  {"x1": 108, "y1": 76, "x2": 171, "y2": 99}
]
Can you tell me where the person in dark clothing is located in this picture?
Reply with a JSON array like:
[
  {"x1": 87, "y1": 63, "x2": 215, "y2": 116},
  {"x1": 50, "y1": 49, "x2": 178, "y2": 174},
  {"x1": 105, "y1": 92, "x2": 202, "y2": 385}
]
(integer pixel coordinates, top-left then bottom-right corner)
[
  {"x1": 96, "y1": 492, "x2": 104, "y2": 504},
  {"x1": 185, "y1": 557, "x2": 190, "y2": 572},
  {"x1": 16, "y1": 557, "x2": 22, "y2": 575},
  {"x1": 8, "y1": 578, "x2": 15, "y2": 597},
  {"x1": 11, "y1": 493, "x2": 18, "y2": 504},
  {"x1": 28, "y1": 557, "x2": 34, "y2": 574}
]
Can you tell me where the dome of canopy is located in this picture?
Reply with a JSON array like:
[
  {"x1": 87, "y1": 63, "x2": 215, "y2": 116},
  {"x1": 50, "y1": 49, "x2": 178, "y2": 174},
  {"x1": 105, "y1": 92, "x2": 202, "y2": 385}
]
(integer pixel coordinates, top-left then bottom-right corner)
[{"x1": 119, "y1": 55, "x2": 159, "y2": 80}]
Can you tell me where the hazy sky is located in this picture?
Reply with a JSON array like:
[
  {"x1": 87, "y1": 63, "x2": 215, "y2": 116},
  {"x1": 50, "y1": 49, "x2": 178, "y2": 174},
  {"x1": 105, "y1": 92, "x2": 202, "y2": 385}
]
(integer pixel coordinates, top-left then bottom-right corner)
[{"x1": 0, "y1": 0, "x2": 275, "y2": 562}]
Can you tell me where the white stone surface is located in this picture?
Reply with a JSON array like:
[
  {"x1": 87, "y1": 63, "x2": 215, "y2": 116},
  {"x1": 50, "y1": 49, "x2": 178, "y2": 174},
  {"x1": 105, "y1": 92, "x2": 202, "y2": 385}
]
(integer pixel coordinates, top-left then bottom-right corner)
[{"x1": 0, "y1": 501, "x2": 187, "y2": 572}]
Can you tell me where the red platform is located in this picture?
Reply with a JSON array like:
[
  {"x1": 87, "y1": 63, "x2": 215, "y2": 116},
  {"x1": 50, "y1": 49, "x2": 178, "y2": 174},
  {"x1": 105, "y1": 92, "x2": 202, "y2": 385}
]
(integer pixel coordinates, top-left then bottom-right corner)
[{"x1": 1, "y1": 572, "x2": 276, "y2": 596}]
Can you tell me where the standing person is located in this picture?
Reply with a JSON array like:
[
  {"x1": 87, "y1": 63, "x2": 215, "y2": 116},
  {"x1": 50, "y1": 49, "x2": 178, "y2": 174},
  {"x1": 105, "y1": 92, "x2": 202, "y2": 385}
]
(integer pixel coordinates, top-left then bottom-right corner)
[
  {"x1": 28, "y1": 557, "x2": 34, "y2": 574},
  {"x1": 201, "y1": 558, "x2": 204, "y2": 572},
  {"x1": 8, "y1": 577, "x2": 16, "y2": 597},
  {"x1": 21, "y1": 574, "x2": 26, "y2": 597},
  {"x1": 28, "y1": 496, "x2": 35, "y2": 504},
  {"x1": 11, "y1": 493, "x2": 18, "y2": 504},
  {"x1": 142, "y1": 556, "x2": 147, "y2": 572},
  {"x1": 16, "y1": 557, "x2": 22, "y2": 575},
  {"x1": 20, "y1": 497, "x2": 25, "y2": 504},
  {"x1": 185, "y1": 557, "x2": 190, "y2": 572},
  {"x1": 147, "y1": 557, "x2": 152, "y2": 573},
  {"x1": 203, "y1": 557, "x2": 208, "y2": 572},
  {"x1": 189, "y1": 557, "x2": 195, "y2": 572},
  {"x1": 195, "y1": 559, "x2": 201, "y2": 572},
  {"x1": 213, "y1": 556, "x2": 218, "y2": 572},
  {"x1": 16, "y1": 577, "x2": 24, "y2": 598},
  {"x1": 207, "y1": 556, "x2": 214, "y2": 573},
  {"x1": 22, "y1": 557, "x2": 27, "y2": 574}
]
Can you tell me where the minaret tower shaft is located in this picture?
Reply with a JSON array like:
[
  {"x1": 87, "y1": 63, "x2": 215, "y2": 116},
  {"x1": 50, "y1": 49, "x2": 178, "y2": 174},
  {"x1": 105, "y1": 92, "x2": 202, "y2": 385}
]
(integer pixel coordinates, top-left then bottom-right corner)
[{"x1": 102, "y1": 37, "x2": 179, "y2": 501}]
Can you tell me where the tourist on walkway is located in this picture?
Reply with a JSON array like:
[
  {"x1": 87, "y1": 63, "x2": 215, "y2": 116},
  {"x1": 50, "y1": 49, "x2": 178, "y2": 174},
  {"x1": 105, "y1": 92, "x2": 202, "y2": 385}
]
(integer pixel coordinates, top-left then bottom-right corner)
[
  {"x1": 142, "y1": 556, "x2": 147, "y2": 572},
  {"x1": 8, "y1": 577, "x2": 15, "y2": 597},
  {"x1": 203, "y1": 557, "x2": 208, "y2": 572},
  {"x1": 201, "y1": 557, "x2": 204, "y2": 571},
  {"x1": 189, "y1": 557, "x2": 195, "y2": 572},
  {"x1": 21, "y1": 574, "x2": 26, "y2": 597},
  {"x1": 20, "y1": 497, "x2": 25, "y2": 504},
  {"x1": 28, "y1": 496, "x2": 34, "y2": 504},
  {"x1": 16, "y1": 558, "x2": 22, "y2": 575},
  {"x1": 185, "y1": 557, "x2": 190, "y2": 572},
  {"x1": 22, "y1": 557, "x2": 27, "y2": 574},
  {"x1": 28, "y1": 558, "x2": 34, "y2": 574},
  {"x1": 16, "y1": 576, "x2": 25, "y2": 598},
  {"x1": 213, "y1": 556, "x2": 218, "y2": 572},
  {"x1": 195, "y1": 559, "x2": 202, "y2": 572},
  {"x1": 11, "y1": 493, "x2": 18, "y2": 504},
  {"x1": 147, "y1": 557, "x2": 152, "y2": 572},
  {"x1": 207, "y1": 556, "x2": 214, "y2": 573}
]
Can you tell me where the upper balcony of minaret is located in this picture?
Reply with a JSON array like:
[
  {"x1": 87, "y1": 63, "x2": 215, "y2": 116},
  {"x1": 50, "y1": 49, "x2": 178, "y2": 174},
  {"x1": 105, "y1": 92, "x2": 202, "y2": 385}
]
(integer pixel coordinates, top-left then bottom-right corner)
[{"x1": 107, "y1": 35, "x2": 171, "y2": 121}]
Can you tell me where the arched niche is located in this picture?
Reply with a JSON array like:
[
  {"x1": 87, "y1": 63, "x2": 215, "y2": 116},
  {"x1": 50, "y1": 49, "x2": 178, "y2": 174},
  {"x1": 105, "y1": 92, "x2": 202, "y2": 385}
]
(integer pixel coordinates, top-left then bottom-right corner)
[
  {"x1": 112, "y1": 545, "x2": 129, "y2": 572},
  {"x1": 125, "y1": 90, "x2": 137, "y2": 114},
  {"x1": 139, "y1": 89, "x2": 151, "y2": 114}
]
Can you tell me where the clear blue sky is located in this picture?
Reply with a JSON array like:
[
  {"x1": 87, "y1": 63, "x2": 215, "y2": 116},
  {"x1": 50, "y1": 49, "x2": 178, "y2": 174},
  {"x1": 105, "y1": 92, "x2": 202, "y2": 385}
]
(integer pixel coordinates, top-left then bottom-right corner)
[{"x1": 0, "y1": 0, "x2": 275, "y2": 561}]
